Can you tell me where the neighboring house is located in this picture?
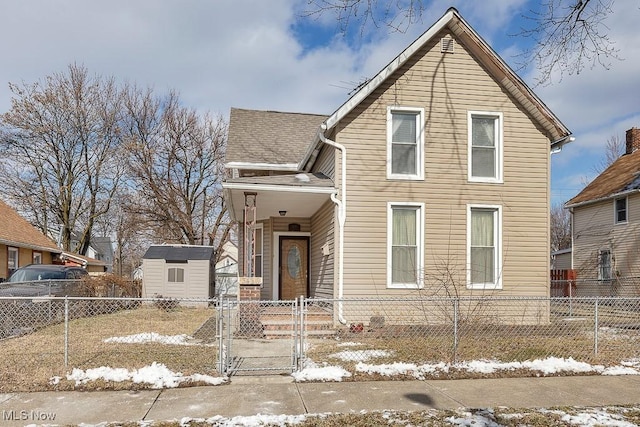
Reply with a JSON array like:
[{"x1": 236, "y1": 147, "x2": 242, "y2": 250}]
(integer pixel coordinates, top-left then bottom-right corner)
[
  {"x1": 0, "y1": 200, "x2": 62, "y2": 281},
  {"x1": 86, "y1": 237, "x2": 115, "y2": 273},
  {"x1": 223, "y1": 8, "x2": 572, "y2": 309},
  {"x1": 141, "y1": 245, "x2": 215, "y2": 303},
  {"x1": 566, "y1": 127, "x2": 640, "y2": 296},
  {"x1": 60, "y1": 251, "x2": 108, "y2": 274},
  {"x1": 551, "y1": 248, "x2": 572, "y2": 270},
  {"x1": 51, "y1": 229, "x2": 115, "y2": 273},
  {"x1": 215, "y1": 240, "x2": 239, "y2": 297}
]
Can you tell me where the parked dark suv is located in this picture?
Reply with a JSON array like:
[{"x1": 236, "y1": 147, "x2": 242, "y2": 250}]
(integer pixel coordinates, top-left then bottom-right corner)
[
  {"x1": 1, "y1": 265, "x2": 89, "y2": 338},
  {"x1": 3, "y1": 264, "x2": 88, "y2": 297}
]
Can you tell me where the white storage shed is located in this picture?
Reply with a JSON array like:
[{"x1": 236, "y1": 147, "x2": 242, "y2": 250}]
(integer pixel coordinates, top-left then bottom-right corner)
[{"x1": 142, "y1": 245, "x2": 215, "y2": 303}]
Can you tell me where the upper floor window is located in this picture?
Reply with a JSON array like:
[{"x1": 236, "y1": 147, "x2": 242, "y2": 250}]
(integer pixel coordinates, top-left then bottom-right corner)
[
  {"x1": 387, "y1": 202, "x2": 424, "y2": 288},
  {"x1": 387, "y1": 107, "x2": 424, "y2": 180},
  {"x1": 615, "y1": 197, "x2": 627, "y2": 224},
  {"x1": 468, "y1": 111, "x2": 503, "y2": 183},
  {"x1": 168, "y1": 267, "x2": 185, "y2": 283},
  {"x1": 467, "y1": 205, "x2": 502, "y2": 289}
]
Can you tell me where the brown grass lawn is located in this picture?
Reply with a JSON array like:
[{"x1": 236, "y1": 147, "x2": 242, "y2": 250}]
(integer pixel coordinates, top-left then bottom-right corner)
[{"x1": 0, "y1": 305, "x2": 217, "y2": 392}]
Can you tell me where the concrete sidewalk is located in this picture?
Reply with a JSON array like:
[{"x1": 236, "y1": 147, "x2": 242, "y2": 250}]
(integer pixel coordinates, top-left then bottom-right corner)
[{"x1": 2, "y1": 375, "x2": 640, "y2": 425}]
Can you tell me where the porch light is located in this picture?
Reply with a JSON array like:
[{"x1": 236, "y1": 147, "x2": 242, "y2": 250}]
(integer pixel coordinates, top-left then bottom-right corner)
[{"x1": 279, "y1": 210, "x2": 287, "y2": 217}]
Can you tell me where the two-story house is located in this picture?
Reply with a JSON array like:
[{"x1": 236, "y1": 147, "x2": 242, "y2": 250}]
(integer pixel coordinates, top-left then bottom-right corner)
[
  {"x1": 223, "y1": 8, "x2": 572, "y2": 312},
  {"x1": 566, "y1": 127, "x2": 640, "y2": 296}
]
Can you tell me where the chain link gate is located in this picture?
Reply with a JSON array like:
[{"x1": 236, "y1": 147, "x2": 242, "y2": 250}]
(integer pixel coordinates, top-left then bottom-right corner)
[{"x1": 217, "y1": 297, "x2": 303, "y2": 376}]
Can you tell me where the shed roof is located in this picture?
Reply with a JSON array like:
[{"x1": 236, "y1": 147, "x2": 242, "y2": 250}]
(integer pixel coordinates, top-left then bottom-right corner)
[
  {"x1": 225, "y1": 108, "x2": 327, "y2": 166},
  {"x1": 566, "y1": 149, "x2": 640, "y2": 207},
  {"x1": 142, "y1": 245, "x2": 214, "y2": 261}
]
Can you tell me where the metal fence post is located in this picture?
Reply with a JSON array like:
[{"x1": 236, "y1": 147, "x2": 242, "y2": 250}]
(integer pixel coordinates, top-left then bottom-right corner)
[
  {"x1": 64, "y1": 297, "x2": 69, "y2": 368},
  {"x1": 296, "y1": 296, "x2": 304, "y2": 371},
  {"x1": 453, "y1": 298, "x2": 459, "y2": 363},
  {"x1": 217, "y1": 298, "x2": 224, "y2": 374},
  {"x1": 594, "y1": 297, "x2": 599, "y2": 356}
]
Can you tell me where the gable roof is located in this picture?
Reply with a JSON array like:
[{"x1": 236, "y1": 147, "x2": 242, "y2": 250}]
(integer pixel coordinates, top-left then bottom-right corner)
[
  {"x1": 0, "y1": 200, "x2": 61, "y2": 253},
  {"x1": 300, "y1": 7, "x2": 572, "y2": 170},
  {"x1": 225, "y1": 108, "x2": 327, "y2": 168},
  {"x1": 566, "y1": 150, "x2": 640, "y2": 207}
]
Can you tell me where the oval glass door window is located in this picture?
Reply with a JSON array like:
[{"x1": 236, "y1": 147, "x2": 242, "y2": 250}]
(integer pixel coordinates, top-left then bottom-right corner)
[{"x1": 287, "y1": 245, "x2": 301, "y2": 279}]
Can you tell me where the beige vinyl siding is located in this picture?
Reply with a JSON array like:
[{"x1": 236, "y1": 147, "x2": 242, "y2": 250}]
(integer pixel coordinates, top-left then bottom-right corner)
[
  {"x1": 187, "y1": 260, "x2": 210, "y2": 299},
  {"x1": 260, "y1": 220, "x2": 273, "y2": 299},
  {"x1": 334, "y1": 28, "x2": 550, "y2": 298},
  {"x1": 310, "y1": 200, "x2": 335, "y2": 298},
  {"x1": 142, "y1": 259, "x2": 166, "y2": 297},
  {"x1": 573, "y1": 193, "x2": 640, "y2": 282},
  {"x1": 313, "y1": 144, "x2": 335, "y2": 179}
]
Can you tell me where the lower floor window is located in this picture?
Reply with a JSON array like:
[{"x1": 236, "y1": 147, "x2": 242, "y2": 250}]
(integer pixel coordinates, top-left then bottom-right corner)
[
  {"x1": 598, "y1": 249, "x2": 612, "y2": 281},
  {"x1": 468, "y1": 205, "x2": 502, "y2": 289},
  {"x1": 388, "y1": 203, "x2": 424, "y2": 288}
]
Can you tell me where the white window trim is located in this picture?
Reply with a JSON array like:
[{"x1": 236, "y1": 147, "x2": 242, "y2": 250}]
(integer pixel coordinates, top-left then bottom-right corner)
[
  {"x1": 466, "y1": 204, "x2": 503, "y2": 290},
  {"x1": 32, "y1": 251, "x2": 42, "y2": 264},
  {"x1": 468, "y1": 111, "x2": 503, "y2": 183},
  {"x1": 598, "y1": 248, "x2": 613, "y2": 281},
  {"x1": 386, "y1": 202, "x2": 425, "y2": 289},
  {"x1": 8, "y1": 246, "x2": 18, "y2": 271},
  {"x1": 614, "y1": 196, "x2": 628, "y2": 225},
  {"x1": 387, "y1": 106, "x2": 425, "y2": 180}
]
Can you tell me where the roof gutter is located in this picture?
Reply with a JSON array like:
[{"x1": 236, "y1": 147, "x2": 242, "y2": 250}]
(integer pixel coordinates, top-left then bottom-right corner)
[
  {"x1": 565, "y1": 188, "x2": 640, "y2": 209},
  {"x1": 550, "y1": 135, "x2": 575, "y2": 154},
  {"x1": 317, "y1": 124, "x2": 347, "y2": 325}
]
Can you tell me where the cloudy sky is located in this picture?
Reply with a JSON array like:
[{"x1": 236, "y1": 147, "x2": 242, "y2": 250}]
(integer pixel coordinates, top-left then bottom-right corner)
[{"x1": 1, "y1": 0, "x2": 638, "y2": 205}]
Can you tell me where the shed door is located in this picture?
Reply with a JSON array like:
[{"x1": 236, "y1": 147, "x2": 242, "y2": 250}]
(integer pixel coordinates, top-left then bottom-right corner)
[{"x1": 279, "y1": 237, "x2": 309, "y2": 300}]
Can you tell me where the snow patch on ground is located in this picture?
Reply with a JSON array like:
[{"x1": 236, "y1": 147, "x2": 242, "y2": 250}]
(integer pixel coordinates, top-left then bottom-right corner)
[
  {"x1": 103, "y1": 332, "x2": 207, "y2": 346},
  {"x1": 63, "y1": 362, "x2": 226, "y2": 388}
]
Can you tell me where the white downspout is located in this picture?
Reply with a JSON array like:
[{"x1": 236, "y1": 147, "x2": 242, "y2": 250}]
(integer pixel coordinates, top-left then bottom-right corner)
[{"x1": 317, "y1": 124, "x2": 347, "y2": 324}]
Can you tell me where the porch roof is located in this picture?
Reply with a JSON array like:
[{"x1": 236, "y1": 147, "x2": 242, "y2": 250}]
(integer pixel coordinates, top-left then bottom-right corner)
[{"x1": 223, "y1": 173, "x2": 335, "y2": 221}]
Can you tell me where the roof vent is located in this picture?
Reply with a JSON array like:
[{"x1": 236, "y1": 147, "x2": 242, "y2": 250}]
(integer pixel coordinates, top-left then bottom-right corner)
[{"x1": 441, "y1": 37, "x2": 455, "y2": 53}]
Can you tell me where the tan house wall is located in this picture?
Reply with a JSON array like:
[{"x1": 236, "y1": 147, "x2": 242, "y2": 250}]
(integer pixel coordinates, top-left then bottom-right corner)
[
  {"x1": 0, "y1": 244, "x2": 56, "y2": 281},
  {"x1": 310, "y1": 200, "x2": 335, "y2": 298},
  {"x1": 572, "y1": 193, "x2": 640, "y2": 280},
  {"x1": 332, "y1": 28, "x2": 551, "y2": 298}
]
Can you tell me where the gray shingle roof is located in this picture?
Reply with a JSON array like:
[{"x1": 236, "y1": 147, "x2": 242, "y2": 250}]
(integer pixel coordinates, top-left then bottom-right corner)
[
  {"x1": 225, "y1": 108, "x2": 327, "y2": 165},
  {"x1": 143, "y1": 245, "x2": 214, "y2": 261}
]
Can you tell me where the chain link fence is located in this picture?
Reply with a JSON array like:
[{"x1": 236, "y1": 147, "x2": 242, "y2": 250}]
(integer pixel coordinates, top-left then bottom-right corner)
[
  {"x1": 302, "y1": 296, "x2": 640, "y2": 369},
  {"x1": 1, "y1": 294, "x2": 640, "y2": 391}
]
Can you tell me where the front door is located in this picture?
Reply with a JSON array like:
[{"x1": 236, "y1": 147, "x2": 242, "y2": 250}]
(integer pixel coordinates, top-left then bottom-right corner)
[{"x1": 279, "y1": 236, "x2": 309, "y2": 300}]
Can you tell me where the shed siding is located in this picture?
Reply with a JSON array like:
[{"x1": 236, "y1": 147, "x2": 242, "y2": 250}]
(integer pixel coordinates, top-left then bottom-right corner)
[
  {"x1": 333, "y1": 28, "x2": 550, "y2": 298},
  {"x1": 142, "y1": 259, "x2": 166, "y2": 297}
]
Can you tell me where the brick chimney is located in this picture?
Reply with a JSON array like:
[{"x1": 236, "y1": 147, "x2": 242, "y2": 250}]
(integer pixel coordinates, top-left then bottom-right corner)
[{"x1": 626, "y1": 127, "x2": 640, "y2": 154}]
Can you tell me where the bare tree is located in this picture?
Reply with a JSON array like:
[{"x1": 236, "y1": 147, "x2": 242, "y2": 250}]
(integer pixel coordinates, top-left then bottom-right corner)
[
  {"x1": 123, "y1": 88, "x2": 232, "y2": 259},
  {"x1": 0, "y1": 64, "x2": 124, "y2": 254},
  {"x1": 304, "y1": 0, "x2": 624, "y2": 85},
  {"x1": 551, "y1": 202, "x2": 572, "y2": 252},
  {"x1": 592, "y1": 133, "x2": 625, "y2": 174}
]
